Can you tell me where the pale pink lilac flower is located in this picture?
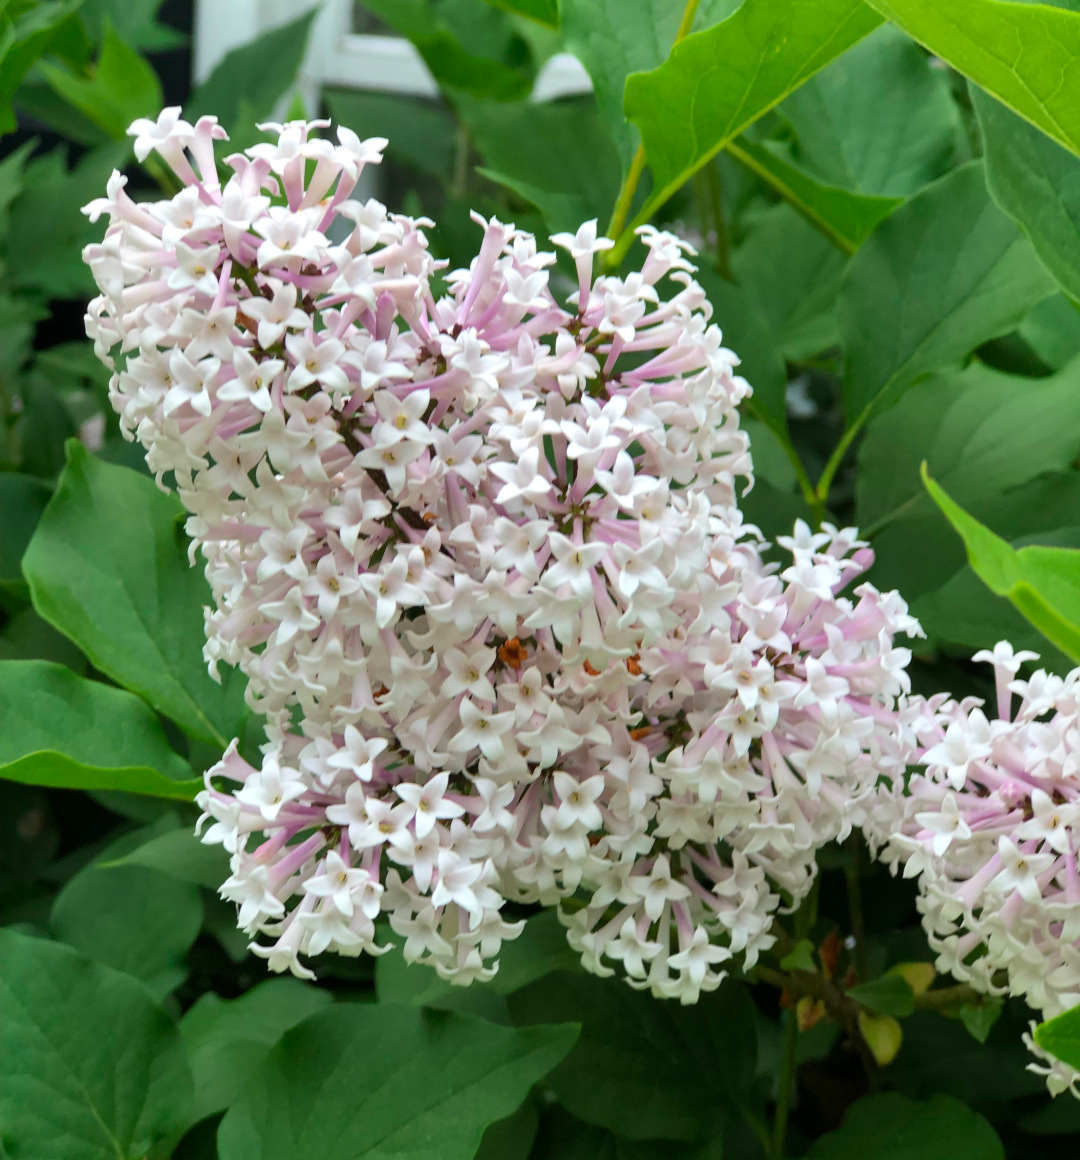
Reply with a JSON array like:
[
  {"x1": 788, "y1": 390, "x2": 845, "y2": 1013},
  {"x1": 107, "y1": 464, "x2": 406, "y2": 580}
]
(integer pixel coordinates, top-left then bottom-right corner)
[
  {"x1": 867, "y1": 642, "x2": 1080, "y2": 1097},
  {"x1": 85, "y1": 114, "x2": 921, "y2": 1003}
]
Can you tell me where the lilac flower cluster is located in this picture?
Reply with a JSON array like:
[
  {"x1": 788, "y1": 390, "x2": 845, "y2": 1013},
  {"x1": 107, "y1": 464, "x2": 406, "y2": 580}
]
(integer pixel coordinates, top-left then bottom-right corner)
[
  {"x1": 84, "y1": 110, "x2": 921, "y2": 1001},
  {"x1": 868, "y1": 642, "x2": 1080, "y2": 1095}
]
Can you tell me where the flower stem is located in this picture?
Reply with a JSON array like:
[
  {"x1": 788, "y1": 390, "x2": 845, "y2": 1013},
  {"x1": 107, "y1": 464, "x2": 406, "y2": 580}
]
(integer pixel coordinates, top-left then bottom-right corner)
[
  {"x1": 703, "y1": 158, "x2": 731, "y2": 279},
  {"x1": 603, "y1": 0, "x2": 704, "y2": 253},
  {"x1": 771, "y1": 1012, "x2": 798, "y2": 1160},
  {"x1": 605, "y1": 144, "x2": 648, "y2": 245},
  {"x1": 844, "y1": 835, "x2": 869, "y2": 983}
]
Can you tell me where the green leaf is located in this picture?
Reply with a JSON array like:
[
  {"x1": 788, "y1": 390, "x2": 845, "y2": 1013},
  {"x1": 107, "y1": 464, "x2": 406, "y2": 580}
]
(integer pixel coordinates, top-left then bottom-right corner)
[
  {"x1": 847, "y1": 973, "x2": 917, "y2": 1017},
  {"x1": 0, "y1": 660, "x2": 201, "y2": 800},
  {"x1": 217, "y1": 1004, "x2": 579, "y2": 1160},
  {"x1": 1034, "y1": 1004, "x2": 1080, "y2": 1069},
  {"x1": 17, "y1": 372, "x2": 77, "y2": 479},
  {"x1": 727, "y1": 137, "x2": 901, "y2": 254},
  {"x1": 0, "y1": 137, "x2": 33, "y2": 229},
  {"x1": 869, "y1": 469, "x2": 1080, "y2": 621},
  {"x1": 838, "y1": 162, "x2": 1054, "y2": 435},
  {"x1": 530, "y1": 1106, "x2": 724, "y2": 1160},
  {"x1": 922, "y1": 464, "x2": 1080, "y2": 662},
  {"x1": 780, "y1": 939, "x2": 817, "y2": 972},
  {"x1": 103, "y1": 825, "x2": 229, "y2": 889},
  {"x1": 780, "y1": 23, "x2": 964, "y2": 198},
  {"x1": 974, "y1": 85, "x2": 1080, "y2": 304},
  {"x1": 0, "y1": 606, "x2": 86, "y2": 669},
  {"x1": 187, "y1": 9, "x2": 317, "y2": 129},
  {"x1": 481, "y1": 0, "x2": 558, "y2": 26},
  {"x1": 559, "y1": 0, "x2": 742, "y2": 175},
  {"x1": 179, "y1": 979, "x2": 334, "y2": 1121},
  {"x1": 5, "y1": 141, "x2": 130, "y2": 298},
  {"x1": 618, "y1": 0, "x2": 884, "y2": 255},
  {"x1": 51, "y1": 858, "x2": 203, "y2": 998},
  {"x1": 360, "y1": 0, "x2": 537, "y2": 101},
  {"x1": 38, "y1": 22, "x2": 161, "y2": 140},
  {"x1": 693, "y1": 259, "x2": 790, "y2": 438},
  {"x1": 324, "y1": 89, "x2": 457, "y2": 182},
  {"x1": 889, "y1": 1006, "x2": 1045, "y2": 1106},
  {"x1": 857, "y1": 359, "x2": 1080, "y2": 532},
  {"x1": 0, "y1": 927, "x2": 194, "y2": 1160},
  {"x1": 863, "y1": 0, "x2": 1080, "y2": 160},
  {"x1": 959, "y1": 998, "x2": 1004, "y2": 1044},
  {"x1": 0, "y1": 0, "x2": 83, "y2": 134},
  {"x1": 12, "y1": 78, "x2": 112, "y2": 146},
  {"x1": 23, "y1": 441, "x2": 247, "y2": 747},
  {"x1": 456, "y1": 95, "x2": 621, "y2": 233},
  {"x1": 508, "y1": 974, "x2": 756, "y2": 1141},
  {"x1": 77, "y1": 0, "x2": 185, "y2": 51},
  {"x1": 1020, "y1": 294, "x2": 1080, "y2": 369},
  {"x1": 805, "y1": 1093, "x2": 1003, "y2": 1160},
  {"x1": 0, "y1": 473, "x2": 51, "y2": 610},
  {"x1": 739, "y1": 203, "x2": 849, "y2": 362},
  {"x1": 475, "y1": 1099, "x2": 540, "y2": 1160},
  {"x1": 913, "y1": 529, "x2": 1080, "y2": 670}
]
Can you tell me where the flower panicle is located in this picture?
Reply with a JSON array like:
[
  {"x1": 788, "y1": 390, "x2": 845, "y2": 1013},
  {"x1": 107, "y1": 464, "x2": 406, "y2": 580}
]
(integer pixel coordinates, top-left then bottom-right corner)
[{"x1": 87, "y1": 109, "x2": 920, "y2": 1006}]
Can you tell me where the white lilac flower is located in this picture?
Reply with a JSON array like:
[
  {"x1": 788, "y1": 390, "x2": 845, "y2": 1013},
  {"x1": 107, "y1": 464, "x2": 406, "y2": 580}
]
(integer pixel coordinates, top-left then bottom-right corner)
[
  {"x1": 85, "y1": 113, "x2": 921, "y2": 1001},
  {"x1": 867, "y1": 642, "x2": 1080, "y2": 1097}
]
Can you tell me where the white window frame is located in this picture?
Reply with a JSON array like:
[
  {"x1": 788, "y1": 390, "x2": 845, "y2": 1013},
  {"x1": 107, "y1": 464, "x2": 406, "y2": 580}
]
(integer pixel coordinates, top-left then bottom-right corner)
[{"x1": 193, "y1": 0, "x2": 592, "y2": 113}]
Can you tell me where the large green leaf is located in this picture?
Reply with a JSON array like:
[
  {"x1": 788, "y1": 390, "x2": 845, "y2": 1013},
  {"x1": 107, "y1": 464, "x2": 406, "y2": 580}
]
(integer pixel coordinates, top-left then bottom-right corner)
[
  {"x1": 780, "y1": 23, "x2": 964, "y2": 198},
  {"x1": 857, "y1": 359, "x2": 1080, "y2": 531},
  {"x1": 104, "y1": 825, "x2": 229, "y2": 888},
  {"x1": 359, "y1": 0, "x2": 537, "y2": 101},
  {"x1": 559, "y1": 0, "x2": 741, "y2": 174},
  {"x1": 51, "y1": 858, "x2": 203, "y2": 999},
  {"x1": 180, "y1": 980, "x2": 335, "y2": 1121},
  {"x1": 456, "y1": 95, "x2": 621, "y2": 233},
  {"x1": 38, "y1": 23, "x2": 161, "y2": 140},
  {"x1": 217, "y1": 1004, "x2": 579, "y2": 1160},
  {"x1": 974, "y1": 85, "x2": 1080, "y2": 303},
  {"x1": 837, "y1": 162, "x2": 1054, "y2": 441},
  {"x1": 0, "y1": 660, "x2": 200, "y2": 800},
  {"x1": 0, "y1": 928, "x2": 194, "y2": 1160},
  {"x1": 23, "y1": 441, "x2": 247, "y2": 747},
  {"x1": 726, "y1": 137, "x2": 901, "y2": 254},
  {"x1": 508, "y1": 973, "x2": 756, "y2": 1141},
  {"x1": 805, "y1": 1093, "x2": 1002, "y2": 1160},
  {"x1": 923, "y1": 465, "x2": 1080, "y2": 662},
  {"x1": 863, "y1": 0, "x2": 1080, "y2": 160},
  {"x1": 1034, "y1": 1004, "x2": 1080, "y2": 1070},
  {"x1": 617, "y1": 0, "x2": 883, "y2": 258},
  {"x1": 187, "y1": 10, "x2": 317, "y2": 129},
  {"x1": 0, "y1": 0, "x2": 83, "y2": 134}
]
